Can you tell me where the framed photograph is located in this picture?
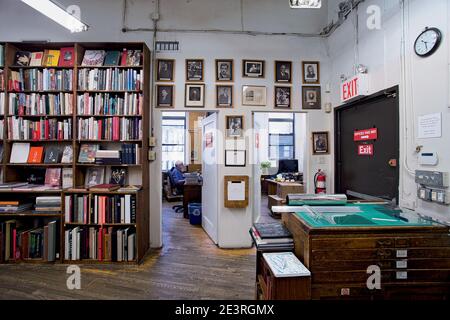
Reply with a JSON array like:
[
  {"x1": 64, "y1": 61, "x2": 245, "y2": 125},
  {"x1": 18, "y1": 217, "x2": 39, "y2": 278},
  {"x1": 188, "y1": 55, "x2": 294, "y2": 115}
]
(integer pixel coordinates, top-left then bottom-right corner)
[
  {"x1": 274, "y1": 86, "x2": 291, "y2": 109},
  {"x1": 85, "y1": 167, "x2": 105, "y2": 187},
  {"x1": 302, "y1": 86, "x2": 321, "y2": 110},
  {"x1": 216, "y1": 59, "x2": 233, "y2": 81},
  {"x1": 242, "y1": 60, "x2": 265, "y2": 78},
  {"x1": 185, "y1": 84, "x2": 205, "y2": 107},
  {"x1": 216, "y1": 85, "x2": 233, "y2": 108},
  {"x1": 186, "y1": 59, "x2": 204, "y2": 81},
  {"x1": 312, "y1": 132, "x2": 329, "y2": 155},
  {"x1": 242, "y1": 85, "x2": 267, "y2": 106},
  {"x1": 156, "y1": 59, "x2": 175, "y2": 81},
  {"x1": 226, "y1": 115, "x2": 244, "y2": 138},
  {"x1": 302, "y1": 61, "x2": 320, "y2": 84},
  {"x1": 156, "y1": 85, "x2": 174, "y2": 108},
  {"x1": 225, "y1": 150, "x2": 246, "y2": 167},
  {"x1": 275, "y1": 61, "x2": 292, "y2": 83}
]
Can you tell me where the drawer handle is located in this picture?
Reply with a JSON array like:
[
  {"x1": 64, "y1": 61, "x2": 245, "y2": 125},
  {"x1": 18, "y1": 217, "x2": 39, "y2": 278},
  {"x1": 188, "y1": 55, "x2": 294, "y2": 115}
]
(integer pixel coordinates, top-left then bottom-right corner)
[
  {"x1": 377, "y1": 250, "x2": 392, "y2": 258},
  {"x1": 377, "y1": 240, "x2": 393, "y2": 247}
]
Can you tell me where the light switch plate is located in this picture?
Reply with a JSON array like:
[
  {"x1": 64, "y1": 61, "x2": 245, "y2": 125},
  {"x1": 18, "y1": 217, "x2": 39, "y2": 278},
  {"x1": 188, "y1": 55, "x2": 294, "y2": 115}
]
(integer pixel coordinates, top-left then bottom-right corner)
[
  {"x1": 148, "y1": 150, "x2": 156, "y2": 161},
  {"x1": 149, "y1": 137, "x2": 157, "y2": 147}
]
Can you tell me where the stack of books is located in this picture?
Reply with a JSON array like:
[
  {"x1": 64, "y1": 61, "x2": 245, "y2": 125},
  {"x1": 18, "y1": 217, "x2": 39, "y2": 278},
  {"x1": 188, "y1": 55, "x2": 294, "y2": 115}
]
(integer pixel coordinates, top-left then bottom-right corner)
[
  {"x1": 34, "y1": 196, "x2": 61, "y2": 213},
  {"x1": 250, "y1": 222, "x2": 294, "y2": 251},
  {"x1": 95, "y1": 150, "x2": 121, "y2": 165},
  {"x1": 0, "y1": 201, "x2": 33, "y2": 213}
]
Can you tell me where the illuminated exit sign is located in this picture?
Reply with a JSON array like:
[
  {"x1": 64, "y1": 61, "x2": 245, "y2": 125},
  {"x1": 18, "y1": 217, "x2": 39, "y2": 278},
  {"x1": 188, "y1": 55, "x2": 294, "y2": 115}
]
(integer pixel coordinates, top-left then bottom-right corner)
[
  {"x1": 341, "y1": 74, "x2": 369, "y2": 103},
  {"x1": 289, "y1": 0, "x2": 322, "y2": 9}
]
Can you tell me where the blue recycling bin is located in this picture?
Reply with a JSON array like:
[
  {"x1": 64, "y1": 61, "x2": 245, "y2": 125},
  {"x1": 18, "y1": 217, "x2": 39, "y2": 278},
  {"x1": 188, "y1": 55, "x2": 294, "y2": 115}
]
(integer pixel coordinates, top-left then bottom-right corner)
[{"x1": 188, "y1": 203, "x2": 202, "y2": 225}]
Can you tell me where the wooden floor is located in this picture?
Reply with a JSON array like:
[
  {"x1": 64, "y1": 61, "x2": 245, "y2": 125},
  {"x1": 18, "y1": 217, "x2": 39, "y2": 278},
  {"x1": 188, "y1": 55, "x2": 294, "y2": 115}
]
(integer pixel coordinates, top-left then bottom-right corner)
[{"x1": 0, "y1": 202, "x2": 257, "y2": 300}]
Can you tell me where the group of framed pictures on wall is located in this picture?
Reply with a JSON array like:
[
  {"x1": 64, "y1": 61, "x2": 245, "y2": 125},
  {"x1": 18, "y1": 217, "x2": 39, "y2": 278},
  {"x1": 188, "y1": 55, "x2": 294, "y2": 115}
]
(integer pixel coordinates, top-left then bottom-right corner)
[{"x1": 155, "y1": 59, "x2": 321, "y2": 110}]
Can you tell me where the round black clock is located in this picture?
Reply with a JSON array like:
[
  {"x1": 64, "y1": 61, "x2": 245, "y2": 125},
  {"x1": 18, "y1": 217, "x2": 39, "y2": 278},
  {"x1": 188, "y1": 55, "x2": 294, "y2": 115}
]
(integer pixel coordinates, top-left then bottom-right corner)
[{"x1": 414, "y1": 27, "x2": 442, "y2": 57}]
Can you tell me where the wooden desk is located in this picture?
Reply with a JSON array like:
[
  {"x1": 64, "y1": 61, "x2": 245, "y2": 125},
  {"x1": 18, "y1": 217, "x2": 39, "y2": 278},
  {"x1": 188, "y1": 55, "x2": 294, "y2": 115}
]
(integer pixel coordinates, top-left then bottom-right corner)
[
  {"x1": 266, "y1": 179, "x2": 304, "y2": 198},
  {"x1": 183, "y1": 184, "x2": 202, "y2": 219}
]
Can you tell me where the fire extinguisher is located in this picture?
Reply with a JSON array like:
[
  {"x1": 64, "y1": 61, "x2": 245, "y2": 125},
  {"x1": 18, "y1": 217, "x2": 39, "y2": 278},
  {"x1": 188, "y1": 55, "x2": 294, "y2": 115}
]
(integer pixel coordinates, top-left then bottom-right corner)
[{"x1": 314, "y1": 169, "x2": 326, "y2": 194}]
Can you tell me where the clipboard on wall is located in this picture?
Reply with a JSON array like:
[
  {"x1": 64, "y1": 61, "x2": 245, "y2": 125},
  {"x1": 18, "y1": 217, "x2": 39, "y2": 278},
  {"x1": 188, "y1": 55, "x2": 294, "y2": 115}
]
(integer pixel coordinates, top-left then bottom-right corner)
[{"x1": 224, "y1": 176, "x2": 249, "y2": 208}]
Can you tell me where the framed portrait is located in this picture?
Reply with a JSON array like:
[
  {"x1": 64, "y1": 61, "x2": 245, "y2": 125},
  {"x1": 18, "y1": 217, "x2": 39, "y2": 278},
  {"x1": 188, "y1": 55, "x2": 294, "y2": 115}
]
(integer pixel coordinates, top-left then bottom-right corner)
[
  {"x1": 274, "y1": 86, "x2": 291, "y2": 109},
  {"x1": 275, "y1": 61, "x2": 292, "y2": 83},
  {"x1": 312, "y1": 132, "x2": 329, "y2": 155},
  {"x1": 226, "y1": 115, "x2": 244, "y2": 138},
  {"x1": 242, "y1": 85, "x2": 267, "y2": 106},
  {"x1": 185, "y1": 84, "x2": 205, "y2": 107},
  {"x1": 225, "y1": 150, "x2": 246, "y2": 167},
  {"x1": 216, "y1": 85, "x2": 233, "y2": 108},
  {"x1": 302, "y1": 86, "x2": 321, "y2": 110},
  {"x1": 85, "y1": 167, "x2": 105, "y2": 187},
  {"x1": 186, "y1": 59, "x2": 204, "y2": 81},
  {"x1": 302, "y1": 61, "x2": 320, "y2": 84},
  {"x1": 242, "y1": 60, "x2": 265, "y2": 78},
  {"x1": 156, "y1": 85, "x2": 174, "y2": 108},
  {"x1": 216, "y1": 59, "x2": 233, "y2": 81},
  {"x1": 156, "y1": 59, "x2": 175, "y2": 82}
]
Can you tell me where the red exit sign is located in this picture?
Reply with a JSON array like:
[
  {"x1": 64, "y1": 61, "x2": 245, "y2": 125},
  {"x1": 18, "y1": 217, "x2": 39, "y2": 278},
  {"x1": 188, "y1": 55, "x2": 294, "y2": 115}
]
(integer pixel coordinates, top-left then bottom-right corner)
[
  {"x1": 358, "y1": 144, "x2": 374, "y2": 156},
  {"x1": 341, "y1": 74, "x2": 369, "y2": 103},
  {"x1": 354, "y1": 128, "x2": 378, "y2": 141}
]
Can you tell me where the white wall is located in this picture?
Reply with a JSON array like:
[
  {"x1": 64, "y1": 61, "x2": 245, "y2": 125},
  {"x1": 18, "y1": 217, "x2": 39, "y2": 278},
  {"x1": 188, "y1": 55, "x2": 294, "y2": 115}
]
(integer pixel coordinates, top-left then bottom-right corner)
[
  {"x1": 327, "y1": 0, "x2": 450, "y2": 223},
  {"x1": 0, "y1": 0, "x2": 334, "y2": 248}
]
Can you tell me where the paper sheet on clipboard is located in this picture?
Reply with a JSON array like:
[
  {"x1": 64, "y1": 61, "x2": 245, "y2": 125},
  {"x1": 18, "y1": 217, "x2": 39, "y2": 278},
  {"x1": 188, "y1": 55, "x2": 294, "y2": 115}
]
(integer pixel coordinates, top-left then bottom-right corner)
[{"x1": 227, "y1": 181, "x2": 246, "y2": 201}]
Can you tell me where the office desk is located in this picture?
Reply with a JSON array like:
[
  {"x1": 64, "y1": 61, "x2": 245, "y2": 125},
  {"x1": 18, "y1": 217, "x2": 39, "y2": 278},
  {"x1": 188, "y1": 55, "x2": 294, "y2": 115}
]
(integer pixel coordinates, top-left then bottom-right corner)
[
  {"x1": 183, "y1": 184, "x2": 202, "y2": 219},
  {"x1": 266, "y1": 179, "x2": 304, "y2": 198}
]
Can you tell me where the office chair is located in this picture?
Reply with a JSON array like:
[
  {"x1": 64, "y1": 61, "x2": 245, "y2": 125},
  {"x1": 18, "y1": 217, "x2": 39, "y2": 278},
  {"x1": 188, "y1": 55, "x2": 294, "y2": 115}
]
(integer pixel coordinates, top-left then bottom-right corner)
[{"x1": 168, "y1": 167, "x2": 184, "y2": 214}]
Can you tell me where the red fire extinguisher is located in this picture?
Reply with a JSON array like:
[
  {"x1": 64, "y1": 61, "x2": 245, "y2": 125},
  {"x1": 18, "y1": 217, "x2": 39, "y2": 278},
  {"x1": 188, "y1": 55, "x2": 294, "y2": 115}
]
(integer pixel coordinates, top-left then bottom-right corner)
[{"x1": 314, "y1": 169, "x2": 326, "y2": 194}]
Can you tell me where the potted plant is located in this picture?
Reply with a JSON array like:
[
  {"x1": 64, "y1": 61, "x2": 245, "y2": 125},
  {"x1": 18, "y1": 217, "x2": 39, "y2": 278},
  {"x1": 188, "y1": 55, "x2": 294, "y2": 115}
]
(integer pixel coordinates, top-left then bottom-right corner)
[{"x1": 260, "y1": 161, "x2": 272, "y2": 175}]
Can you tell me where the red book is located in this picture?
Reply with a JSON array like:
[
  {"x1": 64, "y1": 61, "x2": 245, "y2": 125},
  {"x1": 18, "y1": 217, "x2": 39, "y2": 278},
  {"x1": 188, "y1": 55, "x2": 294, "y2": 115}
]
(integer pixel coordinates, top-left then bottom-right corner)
[
  {"x1": 120, "y1": 49, "x2": 128, "y2": 66},
  {"x1": 98, "y1": 227, "x2": 103, "y2": 261},
  {"x1": 58, "y1": 47, "x2": 75, "y2": 67},
  {"x1": 27, "y1": 146, "x2": 44, "y2": 163},
  {"x1": 113, "y1": 117, "x2": 119, "y2": 141}
]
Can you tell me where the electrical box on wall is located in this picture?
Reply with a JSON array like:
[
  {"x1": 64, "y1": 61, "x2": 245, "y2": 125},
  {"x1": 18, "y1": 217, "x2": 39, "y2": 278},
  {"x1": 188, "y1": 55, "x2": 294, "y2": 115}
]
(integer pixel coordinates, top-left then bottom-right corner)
[
  {"x1": 419, "y1": 152, "x2": 439, "y2": 166},
  {"x1": 416, "y1": 170, "x2": 449, "y2": 206},
  {"x1": 148, "y1": 151, "x2": 156, "y2": 161}
]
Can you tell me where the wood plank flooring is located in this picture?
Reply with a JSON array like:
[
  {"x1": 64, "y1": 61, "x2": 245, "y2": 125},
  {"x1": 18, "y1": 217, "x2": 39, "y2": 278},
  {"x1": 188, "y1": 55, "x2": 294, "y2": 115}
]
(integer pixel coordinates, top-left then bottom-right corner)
[{"x1": 0, "y1": 202, "x2": 257, "y2": 300}]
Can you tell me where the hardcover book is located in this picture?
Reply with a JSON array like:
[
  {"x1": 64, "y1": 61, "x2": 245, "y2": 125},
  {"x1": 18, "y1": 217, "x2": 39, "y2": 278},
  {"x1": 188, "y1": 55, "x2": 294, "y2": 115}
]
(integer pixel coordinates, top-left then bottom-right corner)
[
  {"x1": 44, "y1": 146, "x2": 61, "y2": 164},
  {"x1": 104, "y1": 51, "x2": 121, "y2": 66},
  {"x1": 44, "y1": 168, "x2": 62, "y2": 187},
  {"x1": 14, "y1": 51, "x2": 31, "y2": 66},
  {"x1": 78, "y1": 144, "x2": 98, "y2": 163},
  {"x1": 10, "y1": 143, "x2": 30, "y2": 163},
  {"x1": 262, "y1": 252, "x2": 311, "y2": 278},
  {"x1": 58, "y1": 47, "x2": 75, "y2": 67},
  {"x1": 81, "y1": 50, "x2": 106, "y2": 66},
  {"x1": 126, "y1": 50, "x2": 141, "y2": 66},
  {"x1": 89, "y1": 184, "x2": 121, "y2": 192},
  {"x1": 43, "y1": 50, "x2": 61, "y2": 67},
  {"x1": 110, "y1": 167, "x2": 127, "y2": 186},
  {"x1": 62, "y1": 168, "x2": 73, "y2": 189},
  {"x1": 61, "y1": 145, "x2": 73, "y2": 163},
  {"x1": 29, "y1": 52, "x2": 44, "y2": 67},
  {"x1": 85, "y1": 167, "x2": 105, "y2": 188},
  {"x1": 27, "y1": 146, "x2": 44, "y2": 163}
]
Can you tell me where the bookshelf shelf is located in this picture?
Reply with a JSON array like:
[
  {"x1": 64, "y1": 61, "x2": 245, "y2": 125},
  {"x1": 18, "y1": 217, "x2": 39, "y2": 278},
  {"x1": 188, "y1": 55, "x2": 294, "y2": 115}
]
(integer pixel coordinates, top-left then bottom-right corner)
[{"x1": 0, "y1": 42, "x2": 150, "y2": 265}]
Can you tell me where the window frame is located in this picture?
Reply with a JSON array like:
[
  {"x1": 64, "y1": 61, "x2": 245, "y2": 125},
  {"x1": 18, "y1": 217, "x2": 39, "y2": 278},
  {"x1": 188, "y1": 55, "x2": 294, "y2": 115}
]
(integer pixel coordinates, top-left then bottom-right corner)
[{"x1": 268, "y1": 114, "x2": 295, "y2": 161}]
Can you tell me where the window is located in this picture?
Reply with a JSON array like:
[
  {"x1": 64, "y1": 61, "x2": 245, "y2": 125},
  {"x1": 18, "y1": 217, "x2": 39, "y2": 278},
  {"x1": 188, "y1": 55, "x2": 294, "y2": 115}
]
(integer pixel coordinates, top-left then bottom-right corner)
[
  {"x1": 268, "y1": 113, "x2": 295, "y2": 161},
  {"x1": 162, "y1": 112, "x2": 186, "y2": 171}
]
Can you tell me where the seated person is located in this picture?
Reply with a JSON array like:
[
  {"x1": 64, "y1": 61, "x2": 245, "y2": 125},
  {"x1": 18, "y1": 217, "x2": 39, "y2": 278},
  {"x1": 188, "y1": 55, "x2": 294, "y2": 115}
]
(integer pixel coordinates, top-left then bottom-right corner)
[{"x1": 169, "y1": 160, "x2": 186, "y2": 194}]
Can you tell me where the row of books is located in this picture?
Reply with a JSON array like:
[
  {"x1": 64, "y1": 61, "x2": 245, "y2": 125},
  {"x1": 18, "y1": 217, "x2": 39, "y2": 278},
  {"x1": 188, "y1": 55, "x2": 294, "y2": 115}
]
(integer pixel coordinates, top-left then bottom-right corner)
[
  {"x1": 0, "y1": 220, "x2": 58, "y2": 262},
  {"x1": 81, "y1": 49, "x2": 142, "y2": 67},
  {"x1": 10, "y1": 143, "x2": 72, "y2": 164},
  {"x1": 9, "y1": 69, "x2": 73, "y2": 92},
  {"x1": 0, "y1": 120, "x2": 3, "y2": 140},
  {"x1": 78, "y1": 68, "x2": 143, "y2": 91},
  {"x1": 65, "y1": 226, "x2": 135, "y2": 262},
  {"x1": 250, "y1": 223, "x2": 294, "y2": 251},
  {"x1": 64, "y1": 194, "x2": 136, "y2": 224},
  {"x1": 78, "y1": 144, "x2": 141, "y2": 165},
  {"x1": 7, "y1": 117, "x2": 72, "y2": 140},
  {"x1": 13, "y1": 48, "x2": 74, "y2": 67},
  {"x1": 77, "y1": 117, "x2": 142, "y2": 141},
  {"x1": 77, "y1": 92, "x2": 142, "y2": 116},
  {"x1": 9, "y1": 93, "x2": 73, "y2": 116}
]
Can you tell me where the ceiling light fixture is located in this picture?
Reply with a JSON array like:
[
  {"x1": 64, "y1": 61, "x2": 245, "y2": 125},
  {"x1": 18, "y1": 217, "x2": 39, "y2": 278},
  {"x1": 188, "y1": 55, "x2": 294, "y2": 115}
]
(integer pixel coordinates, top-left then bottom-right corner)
[
  {"x1": 289, "y1": 0, "x2": 322, "y2": 9},
  {"x1": 21, "y1": 0, "x2": 89, "y2": 33}
]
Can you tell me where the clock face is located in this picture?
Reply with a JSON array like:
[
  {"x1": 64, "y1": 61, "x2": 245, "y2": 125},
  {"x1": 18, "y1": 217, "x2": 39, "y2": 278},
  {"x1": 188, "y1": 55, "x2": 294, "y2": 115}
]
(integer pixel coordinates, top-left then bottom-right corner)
[{"x1": 415, "y1": 28, "x2": 442, "y2": 57}]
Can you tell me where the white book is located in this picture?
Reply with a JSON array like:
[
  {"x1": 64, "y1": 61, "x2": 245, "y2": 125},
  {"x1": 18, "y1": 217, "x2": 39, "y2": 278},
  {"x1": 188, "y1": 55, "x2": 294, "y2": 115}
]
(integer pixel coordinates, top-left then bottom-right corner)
[
  {"x1": 71, "y1": 227, "x2": 79, "y2": 261},
  {"x1": 94, "y1": 195, "x2": 98, "y2": 225},
  {"x1": 76, "y1": 231, "x2": 80, "y2": 260},
  {"x1": 65, "y1": 230, "x2": 70, "y2": 260},
  {"x1": 125, "y1": 194, "x2": 131, "y2": 224},
  {"x1": 64, "y1": 196, "x2": 71, "y2": 223},
  {"x1": 127, "y1": 233, "x2": 135, "y2": 262},
  {"x1": 120, "y1": 198, "x2": 125, "y2": 223},
  {"x1": 10, "y1": 143, "x2": 30, "y2": 163},
  {"x1": 262, "y1": 252, "x2": 311, "y2": 278}
]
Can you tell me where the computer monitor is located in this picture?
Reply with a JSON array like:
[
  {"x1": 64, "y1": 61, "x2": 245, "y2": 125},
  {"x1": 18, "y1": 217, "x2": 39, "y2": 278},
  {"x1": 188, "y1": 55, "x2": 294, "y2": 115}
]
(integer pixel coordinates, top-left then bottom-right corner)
[{"x1": 277, "y1": 159, "x2": 299, "y2": 174}]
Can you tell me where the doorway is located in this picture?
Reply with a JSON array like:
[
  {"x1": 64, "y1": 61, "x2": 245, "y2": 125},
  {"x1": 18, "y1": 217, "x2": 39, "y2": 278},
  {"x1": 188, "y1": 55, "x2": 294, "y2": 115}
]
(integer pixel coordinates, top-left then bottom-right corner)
[{"x1": 335, "y1": 86, "x2": 400, "y2": 202}]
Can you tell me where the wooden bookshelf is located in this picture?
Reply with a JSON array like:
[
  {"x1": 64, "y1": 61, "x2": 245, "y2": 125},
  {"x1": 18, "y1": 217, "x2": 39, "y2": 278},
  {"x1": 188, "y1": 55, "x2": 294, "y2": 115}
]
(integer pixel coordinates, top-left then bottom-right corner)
[{"x1": 0, "y1": 42, "x2": 150, "y2": 265}]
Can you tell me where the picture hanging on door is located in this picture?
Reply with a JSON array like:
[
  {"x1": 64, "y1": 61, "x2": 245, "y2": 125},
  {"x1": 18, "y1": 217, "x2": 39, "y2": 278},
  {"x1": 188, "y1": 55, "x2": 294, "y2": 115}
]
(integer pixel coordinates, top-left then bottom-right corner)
[
  {"x1": 185, "y1": 84, "x2": 205, "y2": 107},
  {"x1": 312, "y1": 131, "x2": 329, "y2": 155},
  {"x1": 302, "y1": 86, "x2": 321, "y2": 110}
]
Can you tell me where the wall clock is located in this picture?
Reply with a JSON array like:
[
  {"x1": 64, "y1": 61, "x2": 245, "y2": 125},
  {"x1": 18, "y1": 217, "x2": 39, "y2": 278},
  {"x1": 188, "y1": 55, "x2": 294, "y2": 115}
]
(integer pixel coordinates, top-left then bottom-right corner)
[{"x1": 414, "y1": 27, "x2": 442, "y2": 57}]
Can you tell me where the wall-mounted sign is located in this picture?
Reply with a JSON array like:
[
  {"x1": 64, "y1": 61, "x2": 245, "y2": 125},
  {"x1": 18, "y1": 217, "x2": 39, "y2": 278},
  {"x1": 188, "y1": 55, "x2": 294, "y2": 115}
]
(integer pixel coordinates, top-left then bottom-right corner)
[
  {"x1": 358, "y1": 144, "x2": 374, "y2": 156},
  {"x1": 341, "y1": 74, "x2": 369, "y2": 103},
  {"x1": 418, "y1": 113, "x2": 442, "y2": 139},
  {"x1": 354, "y1": 128, "x2": 378, "y2": 141}
]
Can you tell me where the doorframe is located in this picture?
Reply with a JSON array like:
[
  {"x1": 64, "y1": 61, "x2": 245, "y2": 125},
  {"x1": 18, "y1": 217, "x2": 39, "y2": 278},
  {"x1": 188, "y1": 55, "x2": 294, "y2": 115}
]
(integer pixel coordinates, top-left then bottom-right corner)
[{"x1": 334, "y1": 85, "x2": 400, "y2": 201}]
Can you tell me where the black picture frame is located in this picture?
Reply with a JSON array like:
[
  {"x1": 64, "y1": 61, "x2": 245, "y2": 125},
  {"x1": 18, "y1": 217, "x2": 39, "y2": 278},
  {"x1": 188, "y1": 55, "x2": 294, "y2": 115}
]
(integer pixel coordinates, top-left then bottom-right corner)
[
  {"x1": 156, "y1": 85, "x2": 174, "y2": 108},
  {"x1": 242, "y1": 59, "x2": 265, "y2": 78},
  {"x1": 156, "y1": 59, "x2": 175, "y2": 82},
  {"x1": 312, "y1": 131, "x2": 329, "y2": 155},
  {"x1": 274, "y1": 86, "x2": 291, "y2": 109},
  {"x1": 225, "y1": 150, "x2": 246, "y2": 167},
  {"x1": 216, "y1": 59, "x2": 234, "y2": 82},
  {"x1": 216, "y1": 85, "x2": 233, "y2": 108},
  {"x1": 302, "y1": 86, "x2": 321, "y2": 110},
  {"x1": 275, "y1": 61, "x2": 292, "y2": 83}
]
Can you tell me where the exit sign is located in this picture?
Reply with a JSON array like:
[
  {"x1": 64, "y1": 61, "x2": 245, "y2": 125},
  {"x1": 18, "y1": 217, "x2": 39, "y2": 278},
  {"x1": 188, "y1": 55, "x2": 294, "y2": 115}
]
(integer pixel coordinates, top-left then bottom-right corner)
[
  {"x1": 341, "y1": 74, "x2": 369, "y2": 103},
  {"x1": 358, "y1": 144, "x2": 374, "y2": 156}
]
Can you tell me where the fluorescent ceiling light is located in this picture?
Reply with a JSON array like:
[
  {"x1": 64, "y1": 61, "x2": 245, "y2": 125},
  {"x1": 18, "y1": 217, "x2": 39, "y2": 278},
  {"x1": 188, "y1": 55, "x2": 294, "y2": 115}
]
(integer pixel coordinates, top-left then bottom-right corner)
[
  {"x1": 289, "y1": 0, "x2": 322, "y2": 9},
  {"x1": 21, "y1": 0, "x2": 88, "y2": 33}
]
